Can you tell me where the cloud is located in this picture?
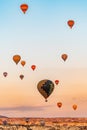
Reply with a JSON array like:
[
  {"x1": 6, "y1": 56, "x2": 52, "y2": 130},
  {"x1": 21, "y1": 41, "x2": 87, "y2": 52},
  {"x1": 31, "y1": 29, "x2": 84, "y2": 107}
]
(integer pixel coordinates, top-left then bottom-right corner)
[{"x1": 0, "y1": 105, "x2": 53, "y2": 112}]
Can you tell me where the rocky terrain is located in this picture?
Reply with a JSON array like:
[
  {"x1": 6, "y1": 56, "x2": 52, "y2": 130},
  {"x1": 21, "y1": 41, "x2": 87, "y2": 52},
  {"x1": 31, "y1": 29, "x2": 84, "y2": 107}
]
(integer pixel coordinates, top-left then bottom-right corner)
[{"x1": 0, "y1": 117, "x2": 86, "y2": 130}]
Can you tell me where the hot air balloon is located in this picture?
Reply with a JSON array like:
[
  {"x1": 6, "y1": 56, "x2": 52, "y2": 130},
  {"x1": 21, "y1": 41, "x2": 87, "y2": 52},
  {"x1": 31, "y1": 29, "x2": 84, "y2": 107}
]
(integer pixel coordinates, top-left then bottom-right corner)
[
  {"x1": 72, "y1": 104, "x2": 77, "y2": 110},
  {"x1": 3, "y1": 120, "x2": 7, "y2": 125},
  {"x1": 21, "y1": 60, "x2": 26, "y2": 66},
  {"x1": 13, "y1": 55, "x2": 21, "y2": 64},
  {"x1": 25, "y1": 118, "x2": 29, "y2": 123},
  {"x1": 61, "y1": 54, "x2": 68, "y2": 61},
  {"x1": 19, "y1": 74, "x2": 24, "y2": 80},
  {"x1": 31, "y1": 65, "x2": 36, "y2": 71},
  {"x1": 3, "y1": 72, "x2": 8, "y2": 77},
  {"x1": 57, "y1": 102, "x2": 62, "y2": 108},
  {"x1": 55, "y1": 80, "x2": 59, "y2": 85},
  {"x1": 20, "y1": 4, "x2": 28, "y2": 14},
  {"x1": 37, "y1": 79, "x2": 54, "y2": 102},
  {"x1": 40, "y1": 120, "x2": 45, "y2": 126},
  {"x1": 67, "y1": 20, "x2": 74, "y2": 28}
]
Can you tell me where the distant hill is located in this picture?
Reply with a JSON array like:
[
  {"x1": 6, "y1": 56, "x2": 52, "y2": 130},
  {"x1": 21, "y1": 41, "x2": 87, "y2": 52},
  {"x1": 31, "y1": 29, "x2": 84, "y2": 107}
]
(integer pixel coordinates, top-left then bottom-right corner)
[{"x1": 0, "y1": 115, "x2": 8, "y2": 118}]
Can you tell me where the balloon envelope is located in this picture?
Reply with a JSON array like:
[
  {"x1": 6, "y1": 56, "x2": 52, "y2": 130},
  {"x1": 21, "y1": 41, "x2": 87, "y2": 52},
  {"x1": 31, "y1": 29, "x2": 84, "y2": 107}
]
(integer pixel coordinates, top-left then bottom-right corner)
[
  {"x1": 40, "y1": 120, "x2": 45, "y2": 126},
  {"x1": 57, "y1": 102, "x2": 62, "y2": 108},
  {"x1": 67, "y1": 20, "x2": 74, "y2": 28},
  {"x1": 31, "y1": 65, "x2": 36, "y2": 71},
  {"x1": 21, "y1": 60, "x2": 26, "y2": 66},
  {"x1": 20, "y1": 74, "x2": 24, "y2": 80},
  {"x1": 37, "y1": 79, "x2": 54, "y2": 102},
  {"x1": 20, "y1": 4, "x2": 28, "y2": 14},
  {"x1": 25, "y1": 118, "x2": 29, "y2": 123},
  {"x1": 3, "y1": 120, "x2": 7, "y2": 125},
  {"x1": 55, "y1": 80, "x2": 59, "y2": 85},
  {"x1": 13, "y1": 55, "x2": 21, "y2": 64},
  {"x1": 61, "y1": 54, "x2": 68, "y2": 61},
  {"x1": 3, "y1": 72, "x2": 8, "y2": 77},
  {"x1": 72, "y1": 104, "x2": 77, "y2": 110}
]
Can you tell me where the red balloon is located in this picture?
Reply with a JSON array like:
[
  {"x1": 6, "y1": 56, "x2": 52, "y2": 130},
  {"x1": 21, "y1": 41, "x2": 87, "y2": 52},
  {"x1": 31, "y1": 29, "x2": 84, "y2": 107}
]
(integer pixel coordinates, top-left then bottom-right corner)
[
  {"x1": 67, "y1": 20, "x2": 74, "y2": 28},
  {"x1": 55, "y1": 80, "x2": 59, "y2": 85},
  {"x1": 20, "y1": 4, "x2": 28, "y2": 14},
  {"x1": 31, "y1": 65, "x2": 36, "y2": 71},
  {"x1": 3, "y1": 72, "x2": 8, "y2": 77}
]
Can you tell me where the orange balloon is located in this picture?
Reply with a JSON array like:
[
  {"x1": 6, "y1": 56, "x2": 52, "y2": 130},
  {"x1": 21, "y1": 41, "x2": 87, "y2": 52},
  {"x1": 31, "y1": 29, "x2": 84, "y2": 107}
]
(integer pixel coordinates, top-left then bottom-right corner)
[
  {"x1": 13, "y1": 55, "x2": 21, "y2": 64},
  {"x1": 72, "y1": 104, "x2": 77, "y2": 110},
  {"x1": 19, "y1": 74, "x2": 24, "y2": 80},
  {"x1": 21, "y1": 60, "x2": 26, "y2": 66},
  {"x1": 67, "y1": 20, "x2": 74, "y2": 28},
  {"x1": 3, "y1": 72, "x2": 8, "y2": 77},
  {"x1": 57, "y1": 102, "x2": 62, "y2": 108},
  {"x1": 31, "y1": 65, "x2": 36, "y2": 71},
  {"x1": 55, "y1": 80, "x2": 59, "y2": 85},
  {"x1": 20, "y1": 4, "x2": 28, "y2": 14},
  {"x1": 61, "y1": 54, "x2": 68, "y2": 61}
]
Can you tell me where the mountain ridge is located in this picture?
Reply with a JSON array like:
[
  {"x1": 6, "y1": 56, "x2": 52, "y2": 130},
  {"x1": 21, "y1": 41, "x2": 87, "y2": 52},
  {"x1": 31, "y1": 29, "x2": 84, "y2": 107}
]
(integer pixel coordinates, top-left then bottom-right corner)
[{"x1": 0, "y1": 115, "x2": 8, "y2": 118}]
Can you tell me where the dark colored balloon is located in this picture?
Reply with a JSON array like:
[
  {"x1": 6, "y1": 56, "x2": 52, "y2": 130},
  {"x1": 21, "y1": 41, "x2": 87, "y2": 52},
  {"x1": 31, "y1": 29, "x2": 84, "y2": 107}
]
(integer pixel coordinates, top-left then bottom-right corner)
[
  {"x1": 19, "y1": 74, "x2": 24, "y2": 80},
  {"x1": 37, "y1": 79, "x2": 54, "y2": 102},
  {"x1": 3, "y1": 120, "x2": 7, "y2": 125},
  {"x1": 3, "y1": 72, "x2": 8, "y2": 77}
]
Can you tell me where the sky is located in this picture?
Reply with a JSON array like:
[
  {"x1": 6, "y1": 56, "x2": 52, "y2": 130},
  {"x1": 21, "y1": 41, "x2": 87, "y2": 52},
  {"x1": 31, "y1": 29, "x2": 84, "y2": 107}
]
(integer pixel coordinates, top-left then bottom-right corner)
[{"x1": 0, "y1": 0, "x2": 87, "y2": 117}]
